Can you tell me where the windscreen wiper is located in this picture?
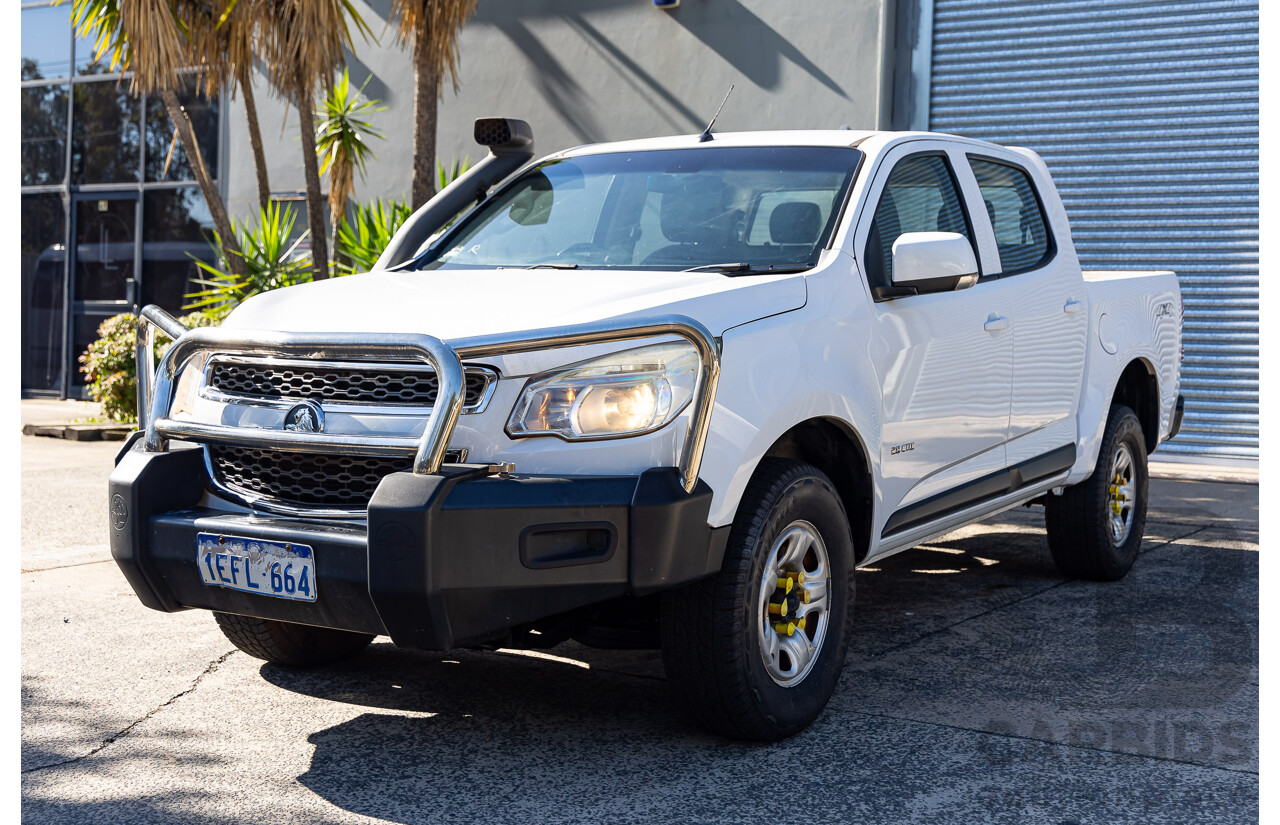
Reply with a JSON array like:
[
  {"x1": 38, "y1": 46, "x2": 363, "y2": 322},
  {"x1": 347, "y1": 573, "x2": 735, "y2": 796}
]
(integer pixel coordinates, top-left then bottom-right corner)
[
  {"x1": 524, "y1": 262, "x2": 579, "y2": 270},
  {"x1": 683, "y1": 262, "x2": 811, "y2": 276}
]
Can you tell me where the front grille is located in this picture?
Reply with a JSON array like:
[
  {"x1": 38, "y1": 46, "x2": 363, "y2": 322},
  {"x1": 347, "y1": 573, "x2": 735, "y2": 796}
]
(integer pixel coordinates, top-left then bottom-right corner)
[
  {"x1": 208, "y1": 361, "x2": 493, "y2": 408},
  {"x1": 209, "y1": 445, "x2": 415, "y2": 510}
]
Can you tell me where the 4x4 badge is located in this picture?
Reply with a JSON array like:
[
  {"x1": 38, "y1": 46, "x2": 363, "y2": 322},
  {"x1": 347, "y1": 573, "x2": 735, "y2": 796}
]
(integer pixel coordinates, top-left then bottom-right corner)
[{"x1": 283, "y1": 400, "x2": 325, "y2": 434}]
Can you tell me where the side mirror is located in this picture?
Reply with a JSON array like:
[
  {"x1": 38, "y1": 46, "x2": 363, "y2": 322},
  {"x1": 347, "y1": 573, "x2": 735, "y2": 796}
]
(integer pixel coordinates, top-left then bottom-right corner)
[{"x1": 888, "y1": 231, "x2": 978, "y2": 295}]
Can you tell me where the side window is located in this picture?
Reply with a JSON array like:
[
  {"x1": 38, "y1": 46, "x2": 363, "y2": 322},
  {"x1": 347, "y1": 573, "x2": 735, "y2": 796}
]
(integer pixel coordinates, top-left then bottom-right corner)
[
  {"x1": 969, "y1": 158, "x2": 1052, "y2": 275},
  {"x1": 864, "y1": 154, "x2": 972, "y2": 287}
]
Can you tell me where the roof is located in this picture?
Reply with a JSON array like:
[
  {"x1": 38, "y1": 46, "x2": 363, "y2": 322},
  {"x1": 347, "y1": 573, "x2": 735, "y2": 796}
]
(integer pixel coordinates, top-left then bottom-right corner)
[
  {"x1": 555, "y1": 129, "x2": 882, "y2": 157},
  {"x1": 551, "y1": 129, "x2": 1011, "y2": 160}
]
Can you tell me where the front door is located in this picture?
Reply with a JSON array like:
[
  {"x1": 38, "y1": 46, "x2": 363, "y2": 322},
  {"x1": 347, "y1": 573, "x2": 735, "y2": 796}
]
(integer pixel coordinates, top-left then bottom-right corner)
[
  {"x1": 69, "y1": 193, "x2": 139, "y2": 396},
  {"x1": 854, "y1": 144, "x2": 1015, "y2": 536}
]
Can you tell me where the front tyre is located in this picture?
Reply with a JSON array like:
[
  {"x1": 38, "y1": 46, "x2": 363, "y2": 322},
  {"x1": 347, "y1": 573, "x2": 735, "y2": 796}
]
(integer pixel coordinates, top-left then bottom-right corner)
[
  {"x1": 660, "y1": 459, "x2": 855, "y2": 741},
  {"x1": 214, "y1": 613, "x2": 374, "y2": 667},
  {"x1": 1044, "y1": 404, "x2": 1149, "y2": 581}
]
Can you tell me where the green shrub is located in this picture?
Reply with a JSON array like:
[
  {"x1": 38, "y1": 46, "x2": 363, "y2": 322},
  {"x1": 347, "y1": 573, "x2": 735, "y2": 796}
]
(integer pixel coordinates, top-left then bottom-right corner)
[
  {"x1": 334, "y1": 198, "x2": 412, "y2": 275},
  {"x1": 437, "y1": 157, "x2": 471, "y2": 193},
  {"x1": 79, "y1": 310, "x2": 220, "y2": 424},
  {"x1": 185, "y1": 201, "x2": 312, "y2": 317},
  {"x1": 333, "y1": 160, "x2": 471, "y2": 276}
]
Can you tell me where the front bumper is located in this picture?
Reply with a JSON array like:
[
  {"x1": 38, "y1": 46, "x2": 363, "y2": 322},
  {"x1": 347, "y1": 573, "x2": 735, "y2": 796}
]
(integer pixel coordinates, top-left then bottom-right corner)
[{"x1": 109, "y1": 443, "x2": 727, "y2": 650}]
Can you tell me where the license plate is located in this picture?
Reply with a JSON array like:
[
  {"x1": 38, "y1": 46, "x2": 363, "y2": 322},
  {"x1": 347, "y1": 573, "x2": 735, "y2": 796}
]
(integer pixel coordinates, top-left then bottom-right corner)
[{"x1": 197, "y1": 532, "x2": 317, "y2": 602}]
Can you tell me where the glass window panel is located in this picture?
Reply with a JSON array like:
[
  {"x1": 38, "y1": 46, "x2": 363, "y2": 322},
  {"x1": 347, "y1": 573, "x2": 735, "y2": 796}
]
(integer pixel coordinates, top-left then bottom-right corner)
[
  {"x1": 71, "y1": 81, "x2": 141, "y2": 184},
  {"x1": 21, "y1": 83, "x2": 68, "y2": 185},
  {"x1": 22, "y1": 5, "x2": 72, "y2": 81},
  {"x1": 142, "y1": 188, "x2": 216, "y2": 312},
  {"x1": 145, "y1": 78, "x2": 219, "y2": 182},
  {"x1": 970, "y1": 158, "x2": 1052, "y2": 275},
  {"x1": 73, "y1": 197, "x2": 136, "y2": 302},
  {"x1": 865, "y1": 155, "x2": 973, "y2": 285},
  {"x1": 22, "y1": 193, "x2": 67, "y2": 392},
  {"x1": 71, "y1": 312, "x2": 113, "y2": 391},
  {"x1": 74, "y1": 19, "x2": 111, "y2": 76}
]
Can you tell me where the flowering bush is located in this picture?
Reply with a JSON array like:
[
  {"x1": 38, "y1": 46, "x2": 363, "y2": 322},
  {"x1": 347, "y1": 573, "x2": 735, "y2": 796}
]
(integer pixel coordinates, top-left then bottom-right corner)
[{"x1": 79, "y1": 310, "x2": 220, "y2": 423}]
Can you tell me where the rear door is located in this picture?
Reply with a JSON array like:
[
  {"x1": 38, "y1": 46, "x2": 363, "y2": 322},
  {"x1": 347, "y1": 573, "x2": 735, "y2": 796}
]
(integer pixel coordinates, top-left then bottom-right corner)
[
  {"x1": 853, "y1": 141, "x2": 1016, "y2": 535},
  {"x1": 964, "y1": 152, "x2": 1086, "y2": 470}
]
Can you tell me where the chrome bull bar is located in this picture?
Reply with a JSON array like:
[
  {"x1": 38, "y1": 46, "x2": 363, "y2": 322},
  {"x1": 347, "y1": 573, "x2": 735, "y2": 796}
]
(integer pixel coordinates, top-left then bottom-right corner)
[{"x1": 135, "y1": 306, "x2": 722, "y2": 494}]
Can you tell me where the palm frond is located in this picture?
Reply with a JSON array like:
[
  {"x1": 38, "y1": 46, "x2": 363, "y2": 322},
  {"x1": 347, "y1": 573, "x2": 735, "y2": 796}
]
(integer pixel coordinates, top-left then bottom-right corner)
[
  {"x1": 390, "y1": 0, "x2": 479, "y2": 95},
  {"x1": 184, "y1": 201, "x2": 313, "y2": 314},
  {"x1": 334, "y1": 198, "x2": 412, "y2": 275}
]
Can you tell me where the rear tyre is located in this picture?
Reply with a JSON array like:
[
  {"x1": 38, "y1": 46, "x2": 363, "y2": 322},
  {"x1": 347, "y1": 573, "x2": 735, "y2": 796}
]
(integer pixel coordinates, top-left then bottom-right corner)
[
  {"x1": 660, "y1": 459, "x2": 855, "y2": 741},
  {"x1": 1044, "y1": 404, "x2": 1149, "y2": 581},
  {"x1": 213, "y1": 613, "x2": 374, "y2": 667}
]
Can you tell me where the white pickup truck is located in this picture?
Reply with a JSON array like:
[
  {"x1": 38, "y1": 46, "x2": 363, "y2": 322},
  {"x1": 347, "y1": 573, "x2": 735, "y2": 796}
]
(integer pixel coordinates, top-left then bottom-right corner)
[{"x1": 111, "y1": 119, "x2": 1183, "y2": 741}]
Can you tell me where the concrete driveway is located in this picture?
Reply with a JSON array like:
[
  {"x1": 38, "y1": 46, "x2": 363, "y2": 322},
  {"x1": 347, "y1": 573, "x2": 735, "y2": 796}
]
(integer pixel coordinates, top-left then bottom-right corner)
[{"x1": 21, "y1": 435, "x2": 1258, "y2": 824}]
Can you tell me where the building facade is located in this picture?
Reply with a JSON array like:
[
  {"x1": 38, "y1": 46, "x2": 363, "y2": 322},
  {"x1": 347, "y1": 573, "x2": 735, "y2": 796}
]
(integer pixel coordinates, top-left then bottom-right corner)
[
  {"x1": 19, "y1": 0, "x2": 1259, "y2": 463},
  {"x1": 20, "y1": 0, "x2": 223, "y2": 398}
]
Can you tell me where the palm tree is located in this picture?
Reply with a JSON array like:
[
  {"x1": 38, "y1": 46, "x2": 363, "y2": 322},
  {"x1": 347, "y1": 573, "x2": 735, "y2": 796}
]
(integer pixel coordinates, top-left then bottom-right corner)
[
  {"x1": 183, "y1": 0, "x2": 272, "y2": 212},
  {"x1": 254, "y1": 0, "x2": 371, "y2": 281},
  {"x1": 315, "y1": 68, "x2": 386, "y2": 270},
  {"x1": 391, "y1": 0, "x2": 479, "y2": 208},
  {"x1": 72, "y1": 0, "x2": 248, "y2": 273}
]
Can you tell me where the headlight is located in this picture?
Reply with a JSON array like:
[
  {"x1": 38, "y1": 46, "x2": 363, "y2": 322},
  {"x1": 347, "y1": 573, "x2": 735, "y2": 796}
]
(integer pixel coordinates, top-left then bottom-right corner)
[
  {"x1": 168, "y1": 351, "x2": 210, "y2": 419},
  {"x1": 507, "y1": 342, "x2": 700, "y2": 439}
]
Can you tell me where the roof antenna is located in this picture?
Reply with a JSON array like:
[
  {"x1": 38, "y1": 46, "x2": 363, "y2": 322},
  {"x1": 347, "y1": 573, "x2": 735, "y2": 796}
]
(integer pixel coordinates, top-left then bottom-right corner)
[{"x1": 699, "y1": 84, "x2": 735, "y2": 142}]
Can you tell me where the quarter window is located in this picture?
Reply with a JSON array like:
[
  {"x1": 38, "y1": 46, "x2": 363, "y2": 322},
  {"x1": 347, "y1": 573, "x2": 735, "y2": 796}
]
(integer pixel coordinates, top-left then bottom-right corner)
[
  {"x1": 864, "y1": 154, "x2": 972, "y2": 286},
  {"x1": 969, "y1": 158, "x2": 1051, "y2": 275}
]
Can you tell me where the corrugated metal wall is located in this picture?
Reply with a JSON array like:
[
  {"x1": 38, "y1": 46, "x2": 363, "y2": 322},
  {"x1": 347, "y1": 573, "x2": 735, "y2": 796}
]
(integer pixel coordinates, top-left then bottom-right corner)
[{"x1": 927, "y1": 0, "x2": 1259, "y2": 460}]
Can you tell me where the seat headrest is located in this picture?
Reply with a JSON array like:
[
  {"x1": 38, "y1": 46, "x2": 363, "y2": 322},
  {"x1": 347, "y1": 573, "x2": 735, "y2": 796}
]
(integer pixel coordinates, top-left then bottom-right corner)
[
  {"x1": 769, "y1": 201, "x2": 821, "y2": 245},
  {"x1": 659, "y1": 176, "x2": 733, "y2": 244}
]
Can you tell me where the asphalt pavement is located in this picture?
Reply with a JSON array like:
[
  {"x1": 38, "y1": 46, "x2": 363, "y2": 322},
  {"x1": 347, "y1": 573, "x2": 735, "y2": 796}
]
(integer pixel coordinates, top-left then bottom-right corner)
[{"x1": 20, "y1": 435, "x2": 1258, "y2": 824}]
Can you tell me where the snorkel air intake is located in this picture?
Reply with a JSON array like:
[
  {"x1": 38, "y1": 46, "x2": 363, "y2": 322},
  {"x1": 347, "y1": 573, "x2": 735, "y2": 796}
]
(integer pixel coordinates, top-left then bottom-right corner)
[{"x1": 374, "y1": 118, "x2": 535, "y2": 270}]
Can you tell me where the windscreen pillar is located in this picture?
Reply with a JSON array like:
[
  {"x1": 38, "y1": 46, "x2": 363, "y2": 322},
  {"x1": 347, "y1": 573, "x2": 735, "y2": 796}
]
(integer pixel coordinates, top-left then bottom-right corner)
[{"x1": 374, "y1": 118, "x2": 535, "y2": 271}]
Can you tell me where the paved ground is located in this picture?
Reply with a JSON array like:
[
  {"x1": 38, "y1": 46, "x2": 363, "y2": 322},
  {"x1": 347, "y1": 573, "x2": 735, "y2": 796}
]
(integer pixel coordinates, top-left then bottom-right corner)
[
  {"x1": 20, "y1": 398, "x2": 103, "y2": 428},
  {"x1": 21, "y1": 435, "x2": 1258, "y2": 824}
]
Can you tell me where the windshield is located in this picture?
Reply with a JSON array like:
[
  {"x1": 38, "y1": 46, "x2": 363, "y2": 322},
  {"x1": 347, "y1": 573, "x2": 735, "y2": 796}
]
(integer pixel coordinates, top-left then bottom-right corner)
[{"x1": 413, "y1": 146, "x2": 862, "y2": 273}]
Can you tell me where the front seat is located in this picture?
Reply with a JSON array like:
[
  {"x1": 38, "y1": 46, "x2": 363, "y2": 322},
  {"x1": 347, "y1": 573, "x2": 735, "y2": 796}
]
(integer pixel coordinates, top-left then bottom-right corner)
[
  {"x1": 769, "y1": 201, "x2": 822, "y2": 252},
  {"x1": 641, "y1": 176, "x2": 738, "y2": 267}
]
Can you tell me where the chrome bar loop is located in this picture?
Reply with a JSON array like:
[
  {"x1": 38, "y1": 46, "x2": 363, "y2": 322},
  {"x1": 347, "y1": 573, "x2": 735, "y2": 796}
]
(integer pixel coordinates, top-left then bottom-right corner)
[
  {"x1": 136, "y1": 305, "x2": 721, "y2": 493},
  {"x1": 135, "y1": 306, "x2": 187, "y2": 430},
  {"x1": 144, "y1": 327, "x2": 466, "y2": 476},
  {"x1": 140, "y1": 305, "x2": 189, "y2": 341}
]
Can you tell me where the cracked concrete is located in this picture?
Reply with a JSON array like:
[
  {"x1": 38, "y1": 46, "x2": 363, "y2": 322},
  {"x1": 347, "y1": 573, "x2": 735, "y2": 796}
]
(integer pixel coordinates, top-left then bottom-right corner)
[
  {"x1": 21, "y1": 437, "x2": 1258, "y2": 823},
  {"x1": 23, "y1": 649, "x2": 238, "y2": 776}
]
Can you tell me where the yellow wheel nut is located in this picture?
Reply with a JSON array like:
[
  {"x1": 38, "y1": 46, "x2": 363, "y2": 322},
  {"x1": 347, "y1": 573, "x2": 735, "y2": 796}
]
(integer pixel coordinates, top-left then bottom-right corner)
[
  {"x1": 773, "y1": 621, "x2": 796, "y2": 637},
  {"x1": 801, "y1": 589, "x2": 811, "y2": 604},
  {"x1": 796, "y1": 570, "x2": 806, "y2": 584},
  {"x1": 796, "y1": 617, "x2": 807, "y2": 631},
  {"x1": 768, "y1": 602, "x2": 788, "y2": 617},
  {"x1": 777, "y1": 577, "x2": 794, "y2": 594}
]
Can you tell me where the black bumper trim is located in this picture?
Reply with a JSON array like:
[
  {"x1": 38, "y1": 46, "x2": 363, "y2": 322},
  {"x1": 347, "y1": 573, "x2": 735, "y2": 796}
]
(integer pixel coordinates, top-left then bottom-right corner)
[
  {"x1": 109, "y1": 446, "x2": 725, "y2": 650},
  {"x1": 1169, "y1": 394, "x2": 1185, "y2": 440}
]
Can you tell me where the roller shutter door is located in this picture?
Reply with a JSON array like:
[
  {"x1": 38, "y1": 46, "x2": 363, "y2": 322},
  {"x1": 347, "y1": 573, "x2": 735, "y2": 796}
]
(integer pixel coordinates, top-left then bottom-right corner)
[{"x1": 928, "y1": 0, "x2": 1259, "y2": 460}]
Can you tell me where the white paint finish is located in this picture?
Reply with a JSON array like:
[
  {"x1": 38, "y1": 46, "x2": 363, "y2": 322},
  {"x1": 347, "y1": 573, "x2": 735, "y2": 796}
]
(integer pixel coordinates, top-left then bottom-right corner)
[
  {"x1": 1068, "y1": 270, "x2": 1182, "y2": 484},
  {"x1": 890, "y1": 232, "x2": 976, "y2": 284},
  {"x1": 222, "y1": 264, "x2": 807, "y2": 376},
  {"x1": 697, "y1": 253, "x2": 882, "y2": 527},
  {"x1": 200, "y1": 129, "x2": 1182, "y2": 565}
]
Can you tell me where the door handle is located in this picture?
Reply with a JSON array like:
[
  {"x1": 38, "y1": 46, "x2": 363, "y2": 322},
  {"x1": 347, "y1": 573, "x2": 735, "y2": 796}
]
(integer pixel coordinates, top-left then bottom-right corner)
[
  {"x1": 984, "y1": 315, "x2": 1011, "y2": 332},
  {"x1": 1064, "y1": 299, "x2": 1083, "y2": 314}
]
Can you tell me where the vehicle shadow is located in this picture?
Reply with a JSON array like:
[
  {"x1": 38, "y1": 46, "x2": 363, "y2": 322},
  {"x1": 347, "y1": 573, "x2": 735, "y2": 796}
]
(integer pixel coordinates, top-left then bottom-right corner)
[
  {"x1": 260, "y1": 514, "x2": 1045, "y2": 822},
  {"x1": 264, "y1": 508, "x2": 1254, "y2": 823}
]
